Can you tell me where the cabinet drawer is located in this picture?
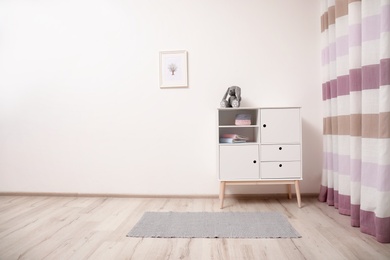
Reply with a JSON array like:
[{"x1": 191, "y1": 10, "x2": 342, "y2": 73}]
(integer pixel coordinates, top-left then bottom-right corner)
[
  {"x1": 219, "y1": 145, "x2": 259, "y2": 180},
  {"x1": 261, "y1": 145, "x2": 300, "y2": 161},
  {"x1": 261, "y1": 161, "x2": 301, "y2": 179}
]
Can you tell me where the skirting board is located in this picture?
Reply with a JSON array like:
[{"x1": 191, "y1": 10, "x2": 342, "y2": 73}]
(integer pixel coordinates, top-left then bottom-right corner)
[{"x1": 0, "y1": 192, "x2": 319, "y2": 199}]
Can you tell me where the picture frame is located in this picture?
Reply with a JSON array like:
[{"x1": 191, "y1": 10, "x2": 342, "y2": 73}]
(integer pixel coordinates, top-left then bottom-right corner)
[{"x1": 159, "y1": 50, "x2": 188, "y2": 88}]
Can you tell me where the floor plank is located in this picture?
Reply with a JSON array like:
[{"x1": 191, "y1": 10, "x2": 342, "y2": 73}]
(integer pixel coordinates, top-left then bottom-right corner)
[{"x1": 0, "y1": 196, "x2": 389, "y2": 259}]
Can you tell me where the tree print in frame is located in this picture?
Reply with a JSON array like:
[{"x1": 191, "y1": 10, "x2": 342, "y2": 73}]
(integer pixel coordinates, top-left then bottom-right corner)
[{"x1": 159, "y1": 50, "x2": 188, "y2": 88}]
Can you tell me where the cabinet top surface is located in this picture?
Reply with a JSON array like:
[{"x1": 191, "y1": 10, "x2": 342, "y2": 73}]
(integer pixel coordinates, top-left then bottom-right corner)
[{"x1": 218, "y1": 106, "x2": 301, "y2": 110}]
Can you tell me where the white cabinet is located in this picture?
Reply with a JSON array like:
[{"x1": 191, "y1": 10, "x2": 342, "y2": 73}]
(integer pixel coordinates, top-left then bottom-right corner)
[
  {"x1": 217, "y1": 107, "x2": 302, "y2": 208},
  {"x1": 219, "y1": 145, "x2": 259, "y2": 180},
  {"x1": 260, "y1": 108, "x2": 301, "y2": 144}
]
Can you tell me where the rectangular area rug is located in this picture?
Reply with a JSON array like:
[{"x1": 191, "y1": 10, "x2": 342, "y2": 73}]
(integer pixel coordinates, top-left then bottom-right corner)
[{"x1": 127, "y1": 212, "x2": 301, "y2": 239}]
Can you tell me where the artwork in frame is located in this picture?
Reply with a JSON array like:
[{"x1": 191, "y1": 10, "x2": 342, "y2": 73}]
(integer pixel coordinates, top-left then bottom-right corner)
[{"x1": 159, "y1": 50, "x2": 188, "y2": 88}]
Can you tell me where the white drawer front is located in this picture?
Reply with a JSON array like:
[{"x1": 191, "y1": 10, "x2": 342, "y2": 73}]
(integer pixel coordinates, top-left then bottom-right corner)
[
  {"x1": 261, "y1": 161, "x2": 301, "y2": 179},
  {"x1": 261, "y1": 145, "x2": 300, "y2": 161}
]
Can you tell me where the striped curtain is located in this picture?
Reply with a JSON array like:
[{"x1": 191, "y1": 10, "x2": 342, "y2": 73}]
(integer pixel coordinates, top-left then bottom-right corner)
[{"x1": 319, "y1": 0, "x2": 390, "y2": 243}]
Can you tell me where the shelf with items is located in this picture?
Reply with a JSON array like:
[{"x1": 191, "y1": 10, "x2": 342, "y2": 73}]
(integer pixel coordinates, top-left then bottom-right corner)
[
  {"x1": 218, "y1": 109, "x2": 258, "y2": 127},
  {"x1": 218, "y1": 108, "x2": 259, "y2": 144},
  {"x1": 218, "y1": 126, "x2": 259, "y2": 144}
]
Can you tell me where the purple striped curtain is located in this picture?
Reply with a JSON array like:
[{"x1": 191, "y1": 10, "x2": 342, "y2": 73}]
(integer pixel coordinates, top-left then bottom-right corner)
[{"x1": 319, "y1": 0, "x2": 390, "y2": 243}]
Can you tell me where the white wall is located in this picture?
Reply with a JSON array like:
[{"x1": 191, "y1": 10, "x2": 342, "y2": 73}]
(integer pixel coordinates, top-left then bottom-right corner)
[{"x1": 0, "y1": 0, "x2": 322, "y2": 195}]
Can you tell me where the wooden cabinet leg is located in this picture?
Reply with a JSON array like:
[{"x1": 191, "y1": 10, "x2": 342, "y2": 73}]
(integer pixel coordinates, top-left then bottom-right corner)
[
  {"x1": 295, "y1": 180, "x2": 302, "y2": 208},
  {"x1": 219, "y1": 181, "x2": 226, "y2": 209},
  {"x1": 287, "y1": 184, "x2": 292, "y2": 199}
]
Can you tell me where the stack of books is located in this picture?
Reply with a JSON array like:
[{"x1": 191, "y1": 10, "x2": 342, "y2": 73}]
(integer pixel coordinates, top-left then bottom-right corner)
[{"x1": 219, "y1": 134, "x2": 249, "y2": 143}]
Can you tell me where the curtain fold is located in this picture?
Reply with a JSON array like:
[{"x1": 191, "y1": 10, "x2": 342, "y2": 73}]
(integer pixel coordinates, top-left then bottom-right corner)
[{"x1": 319, "y1": 0, "x2": 390, "y2": 243}]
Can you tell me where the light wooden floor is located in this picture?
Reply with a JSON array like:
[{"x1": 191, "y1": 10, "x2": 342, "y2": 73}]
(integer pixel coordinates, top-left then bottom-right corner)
[{"x1": 0, "y1": 195, "x2": 389, "y2": 260}]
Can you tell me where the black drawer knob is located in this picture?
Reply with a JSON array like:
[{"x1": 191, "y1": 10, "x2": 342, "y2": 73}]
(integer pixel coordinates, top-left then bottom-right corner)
[
  {"x1": 263, "y1": 124, "x2": 266, "y2": 127},
  {"x1": 279, "y1": 164, "x2": 283, "y2": 167},
  {"x1": 279, "y1": 147, "x2": 282, "y2": 150},
  {"x1": 253, "y1": 160, "x2": 257, "y2": 164}
]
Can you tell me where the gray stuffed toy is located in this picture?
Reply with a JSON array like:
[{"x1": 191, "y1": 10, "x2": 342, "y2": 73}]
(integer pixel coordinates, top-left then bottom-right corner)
[{"x1": 220, "y1": 86, "x2": 241, "y2": 108}]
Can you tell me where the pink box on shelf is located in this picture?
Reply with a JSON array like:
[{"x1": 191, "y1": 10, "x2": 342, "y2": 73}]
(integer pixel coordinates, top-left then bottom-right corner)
[{"x1": 235, "y1": 114, "x2": 251, "y2": 125}]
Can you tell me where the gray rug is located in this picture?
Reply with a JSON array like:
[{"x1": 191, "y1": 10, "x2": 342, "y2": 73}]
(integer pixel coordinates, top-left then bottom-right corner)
[{"x1": 127, "y1": 212, "x2": 301, "y2": 239}]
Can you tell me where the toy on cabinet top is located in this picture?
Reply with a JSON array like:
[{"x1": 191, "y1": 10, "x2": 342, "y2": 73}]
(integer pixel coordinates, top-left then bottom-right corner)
[{"x1": 220, "y1": 86, "x2": 241, "y2": 108}]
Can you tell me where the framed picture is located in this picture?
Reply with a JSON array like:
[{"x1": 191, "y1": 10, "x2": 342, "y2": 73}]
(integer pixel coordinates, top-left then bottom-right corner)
[{"x1": 159, "y1": 50, "x2": 188, "y2": 88}]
